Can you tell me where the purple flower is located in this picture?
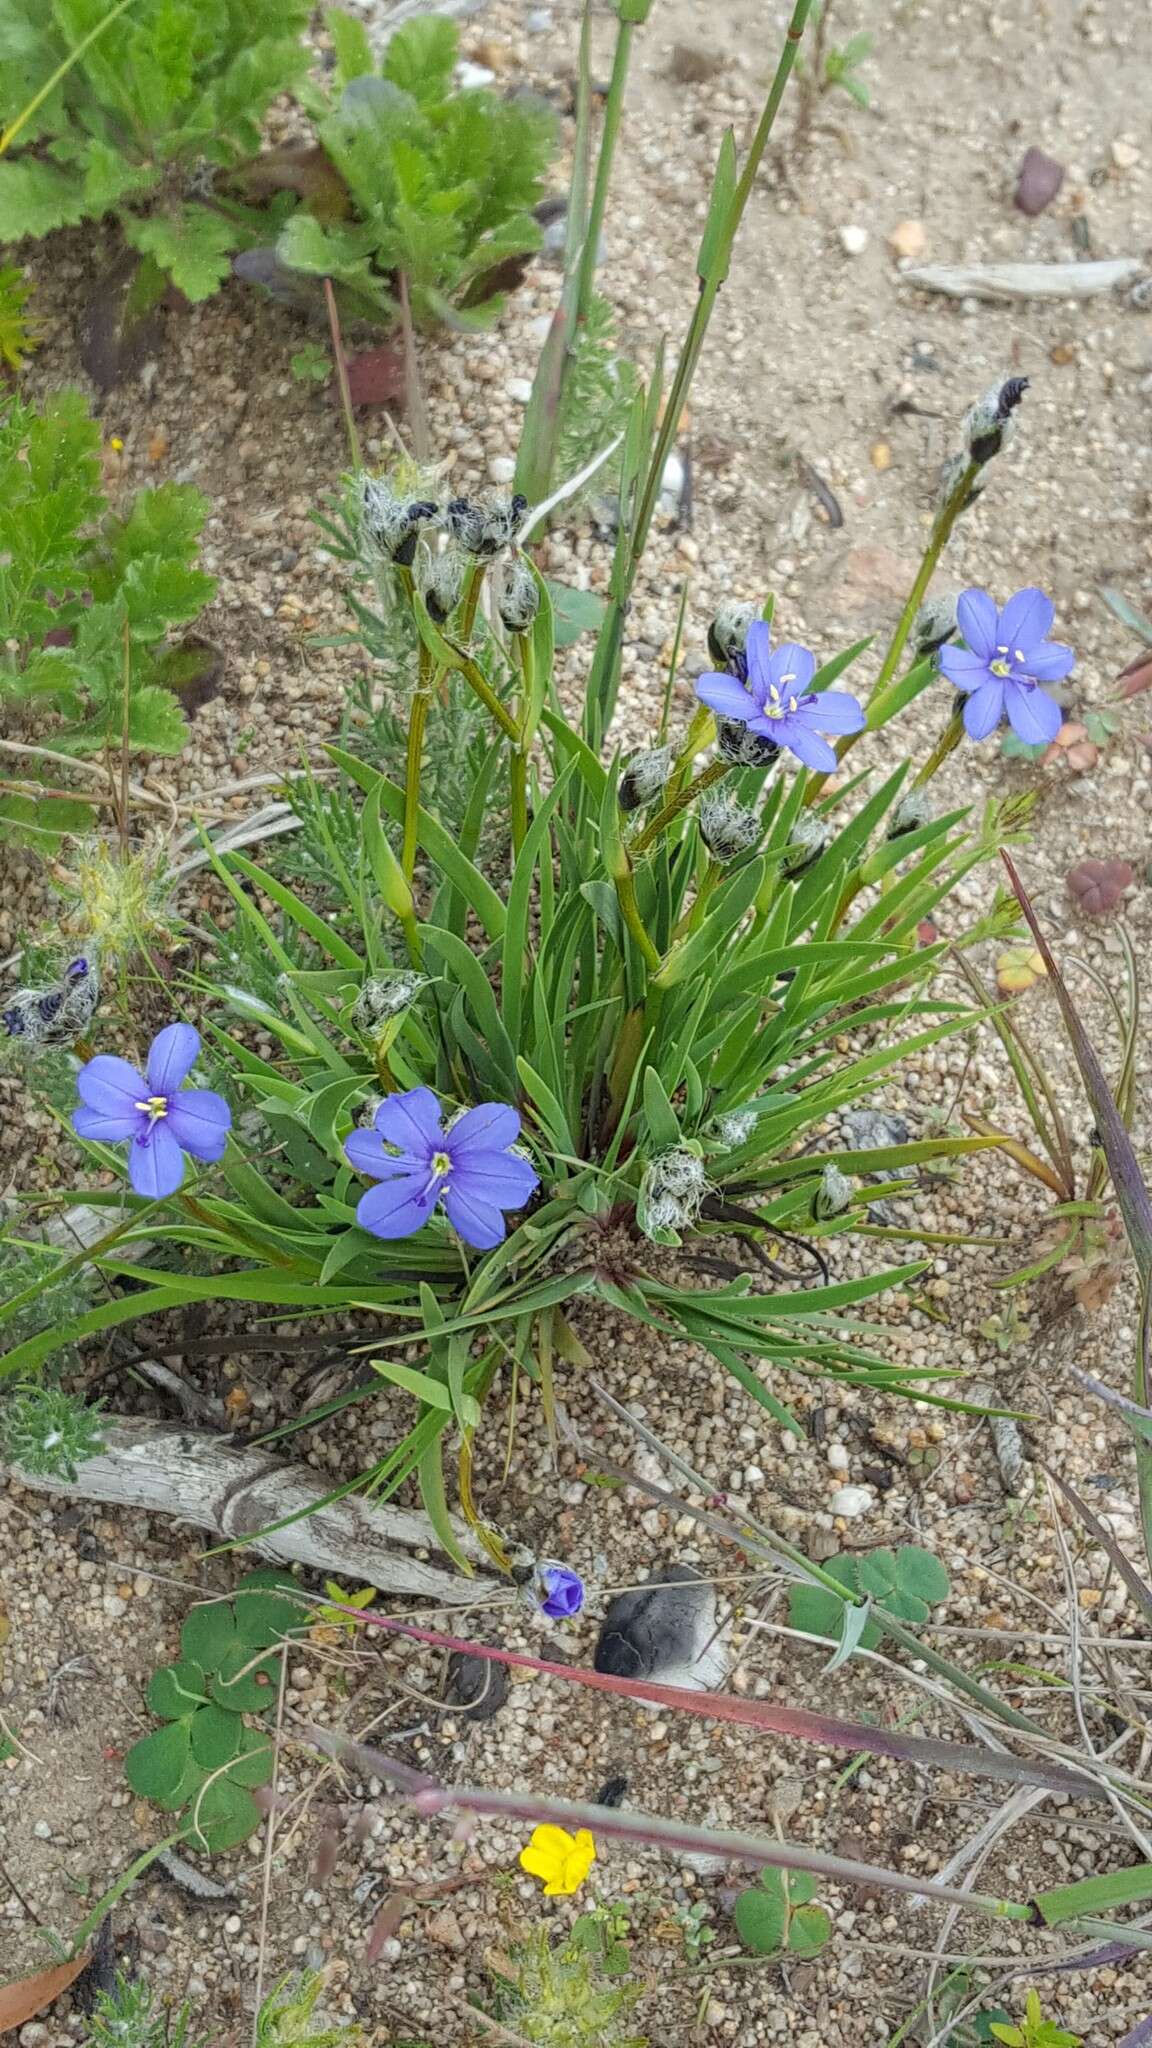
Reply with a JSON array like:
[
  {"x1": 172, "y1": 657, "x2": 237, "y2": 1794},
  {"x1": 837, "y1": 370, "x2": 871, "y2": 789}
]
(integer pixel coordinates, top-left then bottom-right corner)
[
  {"x1": 345, "y1": 1086, "x2": 539, "y2": 1251},
  {"x1": 695, "y1": 620, "x2": 865, "y2": 773},
  {"x1": 539, "y1": 1563, "x2": 585, "y2": 1620},
  {"x1": 73, "y1": 1023, "x2": 231, "y2": 1199},
  {"x1": 938, "y1": 587, "x2": 1073, "y2": 744}
]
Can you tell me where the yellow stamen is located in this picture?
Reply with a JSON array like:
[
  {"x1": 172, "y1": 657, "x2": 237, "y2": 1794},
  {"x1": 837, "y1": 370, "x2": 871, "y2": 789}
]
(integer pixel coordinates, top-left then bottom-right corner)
[
  {"x1": 134, "y1": 1095, "x2": 169, "y2": 1121},
  {"x1": 990, "y1": 658, "x2": 1011, "y2": 677}
]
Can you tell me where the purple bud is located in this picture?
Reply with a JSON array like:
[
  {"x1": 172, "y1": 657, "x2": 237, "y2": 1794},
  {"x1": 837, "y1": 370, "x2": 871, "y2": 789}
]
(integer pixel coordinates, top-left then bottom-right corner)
[{"x1": 539, "y1": 1563, "x2": 585, "y2": 1620}]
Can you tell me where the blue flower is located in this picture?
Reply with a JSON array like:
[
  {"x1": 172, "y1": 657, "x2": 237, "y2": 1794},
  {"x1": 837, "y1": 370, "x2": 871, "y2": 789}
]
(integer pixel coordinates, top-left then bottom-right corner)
[
  {"x1": 538, "y1": 1563, "x2": 585, "y2": 1620},
  {"x1": 695, "y1": 621, "x2": 865, "y2": 772},
  {"x1": 73, "y1": 1023, "x2": 231, "y2": 1199},
  {"x1": 345, "y1": 1087, "x2": 539, "y2": 1251},
  {"x1": 938, "y1": 587, "x2": 1073, "y2": 743}
]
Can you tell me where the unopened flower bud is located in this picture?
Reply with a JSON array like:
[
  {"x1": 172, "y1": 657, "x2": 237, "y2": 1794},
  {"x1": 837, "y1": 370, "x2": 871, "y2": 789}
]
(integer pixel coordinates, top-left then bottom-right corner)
[
  {"x1": 618, "y1": 744, "x2": 673, "y2": 813},
  {"x1": 888, "y1": 790, "x2": 934, "y2": 840},
  {"x1": 422, "y1": 550, "x2": 465, "y2": 626},
  {"x1": 814, "y1": 1162, "x2": 853, "y2": 1219},
  {"x1": 352, "y1": 971, "x2": 424, "y2": 1036},
  {"x1": 962, "y1": 376, "x2": 1029, "y2": 465},
  {"x1": 638, "y1": 1146, "x2": 708, "y2": 1240},
  {"x1": 3, "y1": 954, "x2": 100, "y2": 1046},
  {"x1": 715, "y1": 1107, "x2": 758, "y2": 1149},
  {"x1": 707, "y1": 599, "x2": 757, "y2": 669},
  {"x1": 445, "y1": 491, "x2": 528, "y2": 559},
  {"x1": 912, "y1": 591, "x2": 959, "y2": 656},
  {"x1": 699, "y1": 791, "x2": 759, "y2": 862},
  {"x1": 716, "y1": 719, "x2": 780, "y2": 768},
  {"x1": 498, "y1": 555, "x2": 539, "y2": 633},
  {"x1": 936, "y1": 452, "x2": 987, "y2": 515},
  {"x1": 780, "y1": 812, "x2": 829, "y2": 879},
  {"x1": 359, "y1": 476, "x2": 438, "y2": 566},
  {"x1": 653, "y1": 1147, "x2": 707, "y2": 1198}
]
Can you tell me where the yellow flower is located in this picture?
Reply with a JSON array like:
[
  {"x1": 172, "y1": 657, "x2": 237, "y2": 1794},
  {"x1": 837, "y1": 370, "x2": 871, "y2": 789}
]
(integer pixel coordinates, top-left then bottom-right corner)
[{"x1": 518, "y1": 1825, "x2": 596, "y2": 1897}]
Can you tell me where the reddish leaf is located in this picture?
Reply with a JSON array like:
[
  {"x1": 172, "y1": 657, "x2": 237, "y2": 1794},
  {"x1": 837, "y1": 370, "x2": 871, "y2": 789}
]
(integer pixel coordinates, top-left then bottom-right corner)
[
  {"x1": 1117, "y1": 651, "x2": 1152, "y2": 700},
  {"x1": 0, "y1": 1950, "x2": 90, "y2": 2029},
  {"x1": 345, "y1": 347, "x2": 406, "y2": 409},
  {"x1": 1066, "y1": 857, "x2": 1133, "y2": 916}
]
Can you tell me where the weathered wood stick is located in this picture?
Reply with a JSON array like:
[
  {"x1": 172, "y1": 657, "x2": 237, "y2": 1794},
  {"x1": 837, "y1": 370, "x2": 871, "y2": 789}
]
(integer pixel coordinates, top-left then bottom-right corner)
[
  {"x1": 6, "y1": 1414, "x2": 500, "y2": 1606},
  {"x1": 902, "y1": 257, "x2": 1144, "y2": 301}
]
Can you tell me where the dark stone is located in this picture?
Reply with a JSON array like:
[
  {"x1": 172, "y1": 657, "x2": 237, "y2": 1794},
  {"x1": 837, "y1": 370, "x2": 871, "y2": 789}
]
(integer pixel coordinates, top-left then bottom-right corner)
[
  {"x1": 594, "y1": 1564, "x2": 717, "y2": 1684},
  {"x1": 1014, "y1": 147, "x2": 1065, "y2": 217},
  {"x1": 444, "y1": 1650, "x2": 509, "y2": 1722}
]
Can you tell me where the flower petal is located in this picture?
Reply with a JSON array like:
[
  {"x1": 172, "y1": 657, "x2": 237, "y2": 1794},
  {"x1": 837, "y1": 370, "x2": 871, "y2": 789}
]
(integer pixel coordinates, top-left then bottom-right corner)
[
  {"x1": 695, "y1": 671, "x2": 759, "y2": 724},
  {"x1": 448, "y1": 1102, "x2": 520, "y2": 1156},
  {"x1": 146, "y1": 1022, "x2": 200, "y2": 1096},
  {"x1": 372, "y1": 1087, "x2": 444, "y2": 1158},
  {"x1": 441, "y1": 1180, "x2": 507, "y2": 1250},
  {"x1": 767, "y1": 641, "x2": 816, "y2": 696},
  {"x1": 519, "y1": 1844, "x2": 560, "y2": 1882},
  {"x1": 955, "y1": 588, "x2": 999, "y2": 660},
  {"x1": 997, "y1": 586, "x2": 1054, "y2": 657},
  {"x1": 165, "y1": 1089, "x2": 231, "y2": 1161},
  {"x1": 450, "y1": 1150, "x2": 539, "y2": 1209},
  {"x1": 807, "y1": 688, "x2": 865, "y2": 735},
  {"x1": 345, "y1": 1127, "x2": 409, "y2": 1180},
  {"x1": 1004, "y1": 679, "x2": 1063, "y2": 745},
  {"x1": 77, "y1": 1054, "x2": 147, "y2": 1118},
  {"x1": 356, "y1": 1171, "x2": 438, "y2": 1240},
  {"x1": 73, "y1": 1104, "x2": 141, "y2": 1144},
  {"x1": 743, "y1": 619, "x2": 773, "y2": 704},
  {"x1": 1021, "y1": 641, "x2": 1075, "y2": 683},
  {"x1": 961, "y1": 679, "x2": 1006, "y2": 740},
  {"x1": 775, "y1": 722, "x2": 837, "y2": 772},
  {"x1": 128, "y1": 1121, "x2": 185, "y2": 1199},
  {"x1": 938, "y1": 645, "x2": 993, "y2": 692}
]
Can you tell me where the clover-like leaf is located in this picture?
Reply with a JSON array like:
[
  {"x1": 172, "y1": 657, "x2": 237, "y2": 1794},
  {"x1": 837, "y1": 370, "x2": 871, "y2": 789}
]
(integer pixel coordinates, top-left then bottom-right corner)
[
  {"x1": 787, "y1": 1902, "x2": 832, "y2": 1956},
  {"x1": 208, "y1": 1642, "x2": 280, "y2": 1713},
  {"x1": 146, "y1": 1659, "x2": 209, "y2": 1720},
  {"x1": 1065, "y1": 858, "x2": 1133, "y2": 918},
  {"x1": 995, "y1": 943, "x2": 1046, "y2": 997},
  {"x1": 189, "y1": 1702, "x2": 244, "y2": 1772},
  {"x1": 733, "y1": 1878, "x2": 787, "y2": 1956},
  {"x1": 893, "y1": 1544, "x2": 950, "y2": 1605},
  {"x1": 232, "y1": 1578, "x2": 311, "y2": 1650},
  {"x1": 181, "y1": 1600, "x2": 239, "y2": 1672},
  {"x1": 123, "y1": 1717, "x2": 195, "y2": 1806},
  {"x1": 184, "y1": 1774, "x2": 264, "y2": 1855},
  {"x1": 857, "y1": 1548, "x2": 899, "y2": 1599},
  {"x1": 226, "y1": 1727, "x2": 276, "y2": 1788}
]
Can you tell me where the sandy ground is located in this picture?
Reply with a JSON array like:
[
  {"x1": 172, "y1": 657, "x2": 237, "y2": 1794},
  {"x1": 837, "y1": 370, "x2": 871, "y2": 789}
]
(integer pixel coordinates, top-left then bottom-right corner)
[{"x1": 3, "y1": 0, "x2": 1152, "y2": 2041}]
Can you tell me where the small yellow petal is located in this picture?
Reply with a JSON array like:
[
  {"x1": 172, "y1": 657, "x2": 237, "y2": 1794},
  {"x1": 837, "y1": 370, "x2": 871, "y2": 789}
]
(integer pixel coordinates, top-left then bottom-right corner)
[{"x1": 528, "y1": 1824, "x2": 576, "y2": 1858}]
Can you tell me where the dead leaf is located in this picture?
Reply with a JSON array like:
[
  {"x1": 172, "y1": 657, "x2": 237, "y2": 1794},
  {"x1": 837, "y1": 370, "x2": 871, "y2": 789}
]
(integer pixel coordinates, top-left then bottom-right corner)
[
  {"x1": 228, "y1": 147, "x2": 350, "y2": 224},
  {"x1": 0, "y1": 1950, "x2": 91, "y2": 2031},
  {"x1": 345, "y1": 346, "x2": 406, "y2": 409},
  {"x1": 1117, "y1": 650, "x2": 1152, "y2": 700},
  {"x1": 995, "y1": 943, "x2": 1047, "y2": 996}
]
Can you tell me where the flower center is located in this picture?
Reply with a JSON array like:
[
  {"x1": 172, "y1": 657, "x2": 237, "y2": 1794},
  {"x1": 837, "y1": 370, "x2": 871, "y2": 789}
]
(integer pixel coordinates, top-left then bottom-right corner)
[
  {"x1": 989, "y1": 657, "x2": 1012, "y2": 678},
  {"x1": 763, "y1": 679, "x2": 800, "y2": 720},
  {"x1": 430, "y1": 1149, "x2": 452, "y2": 1179},
  {"x1": 134, "y1": 1094, "x2": 169, "y2": 1123}
]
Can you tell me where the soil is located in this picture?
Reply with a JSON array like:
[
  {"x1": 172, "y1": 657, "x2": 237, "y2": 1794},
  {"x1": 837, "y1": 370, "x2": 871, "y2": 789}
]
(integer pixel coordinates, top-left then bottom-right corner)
[{"x1": 3, "y1": 0, "x2": 1152, "y2": 2044}]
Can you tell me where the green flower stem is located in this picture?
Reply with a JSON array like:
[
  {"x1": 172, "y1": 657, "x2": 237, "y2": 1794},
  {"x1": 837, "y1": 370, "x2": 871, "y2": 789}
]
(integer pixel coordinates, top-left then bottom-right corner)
[
  {"x1": 458, "y1": 560, "x2": 487, "y2": 645},
  {"x1": 867, "y1": 458, "x2": 981, "y2": 713},
  {"x1": 510, "y1": 633, "x2": 536, "y2": 860},
  {"x1": 912, "y1": 703, "x2": 966, "y2": 787},
  {"x1": 401, "y1": 642, "x2": 434, "y2": 887},
  {"x1": 615, "y1": 866, "x2": 662, "y2": 972},
  {"x1": 575, "y1": 5, "x2": 641, "y2": 325},
  {"x1": 632, "y1": 758, "x2": 729, "y2": 855},
  {"x1": 630, "y1": 0, "x2": 814, "y2": 561}
]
